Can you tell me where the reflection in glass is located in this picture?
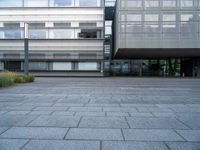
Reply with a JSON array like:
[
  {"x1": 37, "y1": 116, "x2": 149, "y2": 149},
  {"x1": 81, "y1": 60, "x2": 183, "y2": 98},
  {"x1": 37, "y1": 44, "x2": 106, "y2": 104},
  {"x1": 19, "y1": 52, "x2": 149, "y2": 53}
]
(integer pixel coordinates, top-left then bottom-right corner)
[
  {"x1": 162, "y1": 0, "x2": 176, "y2": 7},
  {"x1": 78, "y1": 62, "x2": 99, "y2": 70},
  {"x1": 0, "y1": 0, "x2": 23, "y2": 7},
  {"x1": 24, "y1": 0, "x2": 48, "y2": 7},
  {"x1": 50, "y1": 0, "x2": 73, "y2": 7},
  {"x1": 79, "y1": 0, "x2": 99, "y2": 7}
]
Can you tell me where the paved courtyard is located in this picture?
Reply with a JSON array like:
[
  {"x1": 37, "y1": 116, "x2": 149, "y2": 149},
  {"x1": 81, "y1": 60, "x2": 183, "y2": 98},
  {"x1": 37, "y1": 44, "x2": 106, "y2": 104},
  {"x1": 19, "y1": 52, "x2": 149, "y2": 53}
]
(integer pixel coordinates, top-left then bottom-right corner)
[{"x1": 0, "y1": 77, "x2": 200, "y2": 150}]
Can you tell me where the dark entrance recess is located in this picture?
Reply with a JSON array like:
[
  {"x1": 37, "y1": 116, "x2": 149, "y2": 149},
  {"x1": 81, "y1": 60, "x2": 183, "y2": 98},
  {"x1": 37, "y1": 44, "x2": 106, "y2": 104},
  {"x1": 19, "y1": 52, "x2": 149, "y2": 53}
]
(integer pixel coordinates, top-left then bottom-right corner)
[{"x1": 4, "y1": 61, "x2": 21, "y2": 72}]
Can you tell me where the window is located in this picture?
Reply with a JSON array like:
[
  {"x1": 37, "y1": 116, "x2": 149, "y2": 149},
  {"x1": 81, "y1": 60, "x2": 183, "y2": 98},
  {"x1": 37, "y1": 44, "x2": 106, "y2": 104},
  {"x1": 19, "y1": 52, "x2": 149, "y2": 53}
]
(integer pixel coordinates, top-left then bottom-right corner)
[
  {"x1": 52, "y1": 62, "x2": 72, "y2": 70},
  {"x1": 145, "y1": 0, "x2": 159, "y2": 7},
  {"x1": 50, "y1": 29, "x2": 74, "y2": 39},
  {"x1": 0, "y1": 0, "x2": 23, "y2": 7},
  {"x1": 127, "y1": 14, "x2": 142, "y2": 22},
  {"x1": 0, "y1": 62, "x2": 3, "y2": 70},
  {"x1": 24, "y1": 0, "x2": 48, "y2": 7},
  {"x1": 78, "y1": 62, "x2": 99, "y2": 71},
  {"x1": 29, "y1": 29, "x2": 47, "y2": 39},
  {"x1": 126, "y1": 23, "x2": 143, "y2": 32},
  {"x1": 79, "y1": 0, "x2": 99, "y2": 7},
  {"x1": 127, "y1": 0, "x2": 142, "y2": 8},
  {"x1": 144, "y1": 22, "x2": 160, "y2": 32},
  {"x1": 163, "y1": 14, "x2": 176, "y2": 22},
  {"x1": 29, "y1": 62, "x2": 48, "y2": 71},
  {"x1": 50, "y1": 0, "x2": 73, "y2": 7},
  {"x1": 4, "y1": 29, "x2": 21, "y2": 39},
  {"x1": 163, "y1": 0, "x2": 176, "y2": 7},
  {"x1": 78, "y1": 29, "x2": 99, "y2": 38},
  {"x1": 162, "y1": 22, "x2": 177, "y2": 32},
  {"x1": 180, "y1": 0, "x2": 193, "y2": 7},
  {"x1": 145, "y1": 14, "x2": 159, "y2": 22},
  {"x1": 181, "y1": 14, "x2": 193, "y2": 21}
]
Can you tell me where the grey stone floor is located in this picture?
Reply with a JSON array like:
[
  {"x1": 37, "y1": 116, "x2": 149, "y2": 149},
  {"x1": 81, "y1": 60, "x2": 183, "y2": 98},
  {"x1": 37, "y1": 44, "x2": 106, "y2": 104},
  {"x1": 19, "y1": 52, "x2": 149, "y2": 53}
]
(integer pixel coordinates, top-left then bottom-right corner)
[{"x1": 0, "y1": 77, "x2": 200, "y2": 150}]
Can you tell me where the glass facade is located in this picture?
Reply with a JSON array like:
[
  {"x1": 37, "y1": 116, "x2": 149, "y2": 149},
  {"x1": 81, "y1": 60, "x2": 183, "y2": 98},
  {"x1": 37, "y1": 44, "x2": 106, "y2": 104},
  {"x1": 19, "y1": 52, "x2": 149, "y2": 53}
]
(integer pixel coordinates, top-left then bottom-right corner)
[
  {"x1": 18, "y1": 61, "x2": 101, "y2": 71},
  {"x1": 0, "y1": 22, "x2": 103, "y2": 39},
  {"x1": 0, "y1": 0, "x2": 102, "y2": 7},
  {"x1": 115, "y1": 0, "x2": 200, "y2": 49}
]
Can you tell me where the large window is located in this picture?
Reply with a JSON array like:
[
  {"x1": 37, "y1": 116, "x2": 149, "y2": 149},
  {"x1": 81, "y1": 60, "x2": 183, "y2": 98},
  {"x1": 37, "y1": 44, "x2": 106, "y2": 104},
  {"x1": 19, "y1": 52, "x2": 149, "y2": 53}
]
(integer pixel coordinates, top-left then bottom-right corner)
[
  {"x1": 180, "y1": 0, "x2": 193, "y2": 7},
  {"x1": 163, "y1": 14, "x2": 176, "y2": 22},
  {"x1": 50, "y1": 0, "x2": 73, "y2": 7},
  {"x1": 50, "y1": 29, "x2": 74, "y2": 39},
  {"x1": 127, "y1": 14, "x2": 142, "y2": 22},
  {"x1": 29, "y1": 62, "x2": 48, "y2": 71},
  {"x1": 145, "y1": 0, "x2": 159, "y2": 8},
  {"x1": 162, "y1": 0, "x2": 176, "y2": 7},
  {"x1": 145, "y1": 14, "x2": 159, "y2": 22},
  {"x1": 78, "y1": 62, "x2": 99, "y2": 71},
  {"x1": 52, "y1": 62, "x2": 72, "y2": 70},
  {"x1": 24, "y1": 0, "x2": 48, "y2": 7},
  {"x1": 127, "y1": 0, "x2": 142, "y2": 8},
  {"x1": 79, "y1": 0, "x2": 99, "y2": 7},
  {"x1": 0, "y1": 0, "x2": 23, "y2": 7},
  {"x1": 29, "y1": 29, "x2": 47, "y2": 39}
]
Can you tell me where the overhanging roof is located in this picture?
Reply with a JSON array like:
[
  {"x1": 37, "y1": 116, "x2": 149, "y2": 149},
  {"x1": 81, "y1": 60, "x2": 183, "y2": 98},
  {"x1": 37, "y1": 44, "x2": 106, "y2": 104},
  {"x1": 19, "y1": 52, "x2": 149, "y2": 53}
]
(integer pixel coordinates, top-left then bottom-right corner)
[{"x1": 114, "y1": 48, "x2": 200, "y2": 59}]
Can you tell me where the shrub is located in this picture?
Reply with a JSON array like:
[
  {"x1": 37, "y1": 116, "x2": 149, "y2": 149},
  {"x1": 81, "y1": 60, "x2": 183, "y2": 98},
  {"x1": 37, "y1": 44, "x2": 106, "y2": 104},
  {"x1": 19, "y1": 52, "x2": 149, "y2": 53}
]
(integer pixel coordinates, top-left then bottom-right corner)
[
  {"x1": 14, "y1": 76, "x2": 26, "y2": 83},
  {"x1": 14, "y1": 75, "x2": 35, "y2": 83},
  {"x1": 0, "y1": 76, "x2": 15, "y2": 87},
  {"x1": 0, "y1": 71, "x2": 35, "y2": 87}
]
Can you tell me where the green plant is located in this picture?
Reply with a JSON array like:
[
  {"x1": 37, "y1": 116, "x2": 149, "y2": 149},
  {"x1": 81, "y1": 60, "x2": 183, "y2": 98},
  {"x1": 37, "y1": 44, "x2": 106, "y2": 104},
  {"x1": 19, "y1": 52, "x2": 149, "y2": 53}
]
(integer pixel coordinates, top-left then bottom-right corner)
[
  {"x1": 0, "y1": 76, "x2": 15, "y2": 87},
  {"x1": 23, "y1": 75, "x2": 35, "y2": 82},
  {"x1": 14, "y1": 76, "x2": 26, "y2": 83},
  {"x1": 0, "y1": 72, "x2": 35, "y2": 87}
]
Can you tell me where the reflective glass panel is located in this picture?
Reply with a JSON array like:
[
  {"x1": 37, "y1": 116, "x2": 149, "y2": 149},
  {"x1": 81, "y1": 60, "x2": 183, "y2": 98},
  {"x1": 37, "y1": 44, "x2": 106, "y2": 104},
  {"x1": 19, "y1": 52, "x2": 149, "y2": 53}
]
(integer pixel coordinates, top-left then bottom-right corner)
[
  {"x1": 127, "y1": 0, "x2": 142, "y2": 8},
  {"x1": 180, "y1": 0, "x2": 193, "y2": 7},
  {"x1": 0, "y1": 0, "x2": 23, "y2": 7},
  {"x1": 127, "y1": 14, "x2": 142, "y2": 21},
  {"x1": 53, "y1": 62, "x2": 72, "y2": 70},
  {"x1": 145, "y1": 0, "x2": 159, "y2": 7},
  {"x1": 50, "y1": 0, "x2": 73, "y2": 7},
  {"x1": 163, "y1": 0, "x2": 176, "y2": 7},
  {"x1": 79, "y1": 0, "x2": 99, "y2": 7},
  {"x1": 78, "y1": 62, "x2": 99, "y2": 70},
  {"x1": 24, "y1": 0, "x2": 48, "y2": 7}
]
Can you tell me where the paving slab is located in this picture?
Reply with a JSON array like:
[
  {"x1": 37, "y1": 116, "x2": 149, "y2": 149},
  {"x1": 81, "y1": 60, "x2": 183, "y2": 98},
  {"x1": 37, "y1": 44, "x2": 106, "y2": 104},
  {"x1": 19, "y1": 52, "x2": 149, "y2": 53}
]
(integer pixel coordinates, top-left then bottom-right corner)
[
  {"x1": 68, "y1": 107, "x2": 102, "y2": 112},
  {"x1": 0, "y1": 139, "x2": 28, "y2": 150},
  {"x1": 126, "y1": 117, "x2": 188, "y2": 129},
  {"x1": 102, "y1": 141, "x2": 169, "y2": 150},
  {"x1": 75, "y1": 112, "x2": 105, "y2": 116},
  {"x1": 65, "y1": 128, "x2": 123, "y2": 140},
  {"x1": 21, "y1": 140, "x2": 100, "y2": 150},
  {"x1": 166, "y1": 142, "x2": 200, "y2": 150},
  {"x1": 28, "y1": 115, "x2": 80, "y2": 127},
  {"x1": 123, "y1": 129, "x2": 184, "y2": 141},
  {"x1": 0, "y1": 127, "x2": 9, "y2": 135},
  {"x1": 79, "y1": 117, "x2": 129, "y2": 128},
  {"x1": 0, "y1": 127, "x2": 68, "y2": 139},
  {"x1": 0, "y1": 115, "x2": 38, "y2": 127},
  {"x1": 176, "y1": 130, "x2": 200, "y2": 141}
]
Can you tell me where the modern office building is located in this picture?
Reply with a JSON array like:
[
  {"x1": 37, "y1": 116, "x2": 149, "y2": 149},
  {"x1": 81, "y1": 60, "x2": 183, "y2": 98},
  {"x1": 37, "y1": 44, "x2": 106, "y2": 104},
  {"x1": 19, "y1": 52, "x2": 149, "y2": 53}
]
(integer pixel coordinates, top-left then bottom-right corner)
[
  {"x1": 112, "y1": 0, "x2": 200, "y2": 77},
  {"x1": 0, "y1": 0, "x2": 200, "y2": 77},
  {"x1": 0, "y1": 0, "x2": 104, "y2": 76}
]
